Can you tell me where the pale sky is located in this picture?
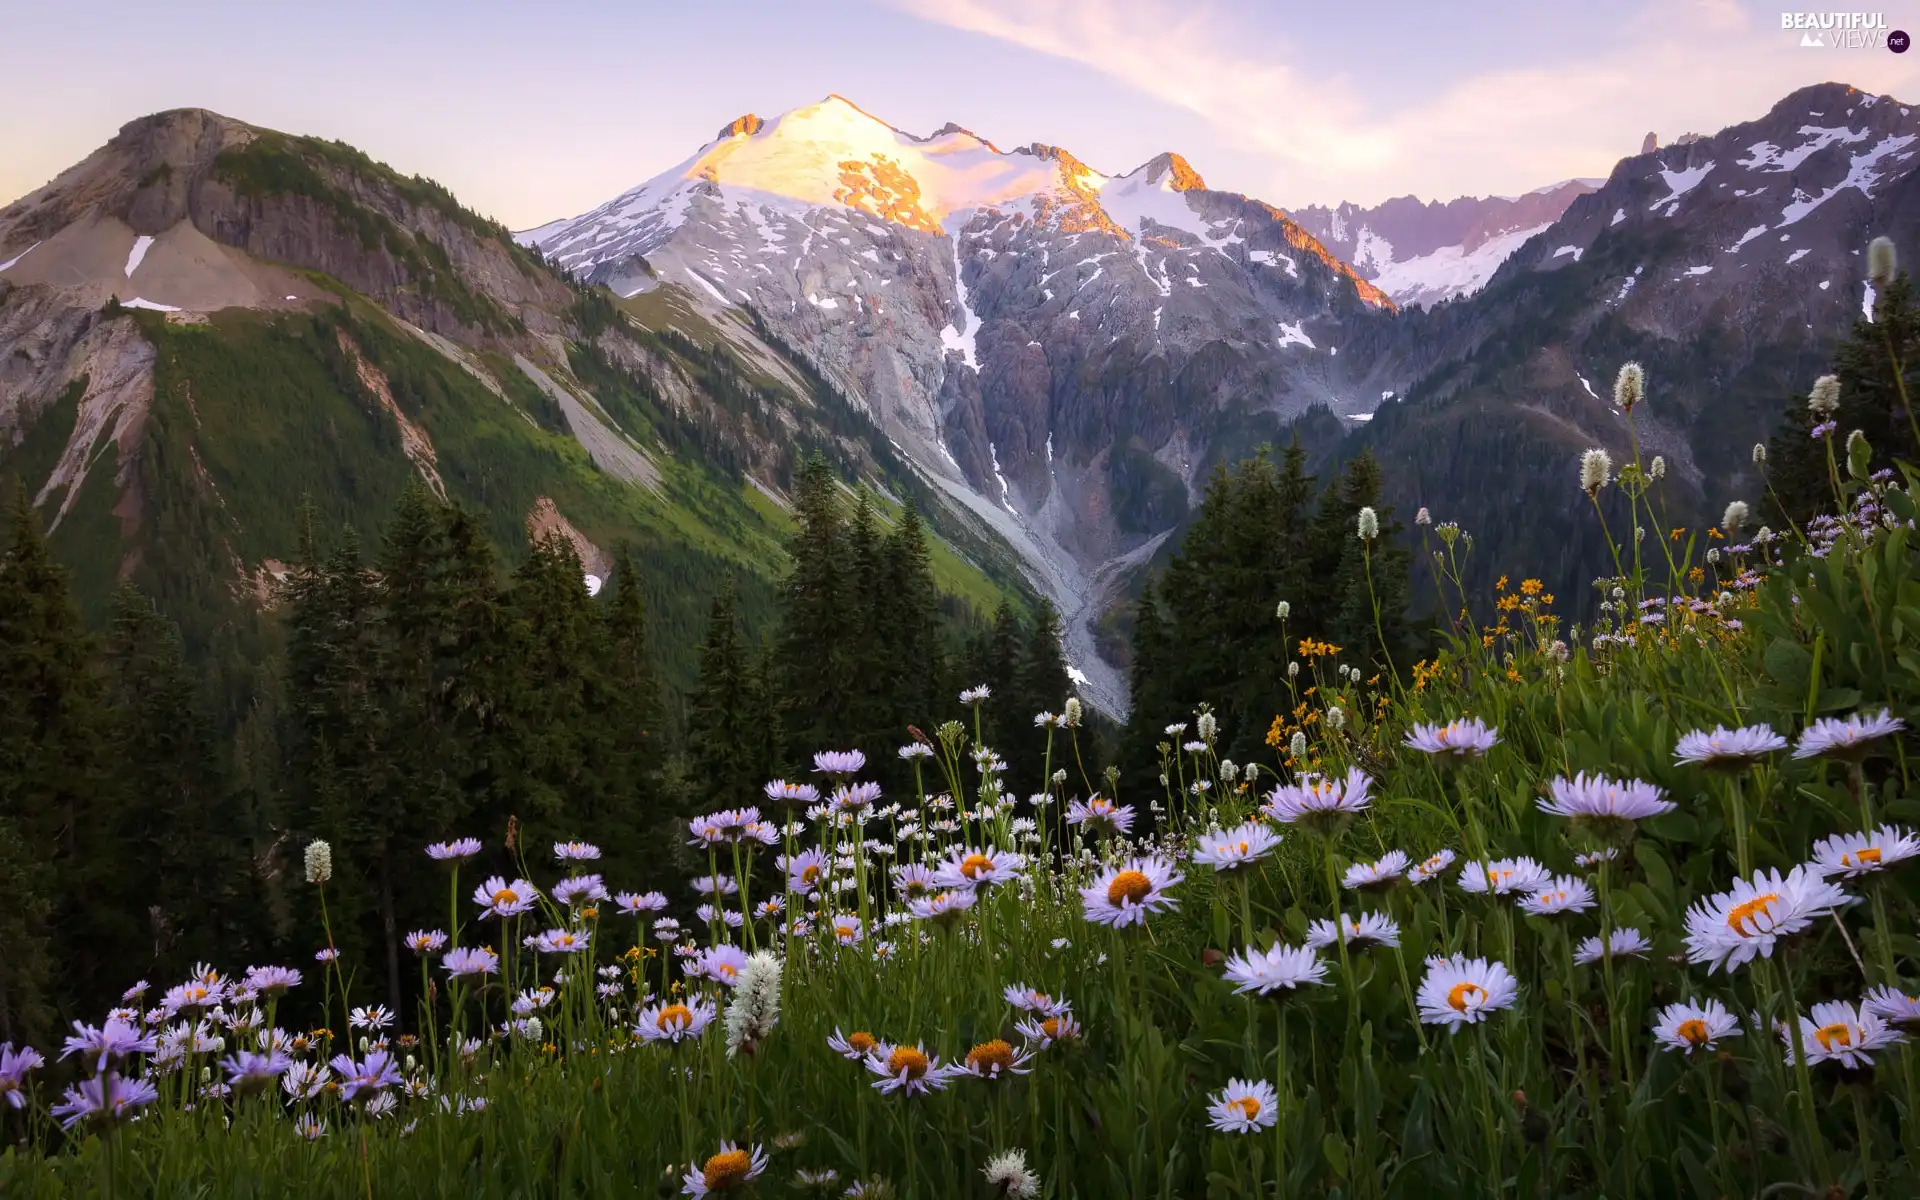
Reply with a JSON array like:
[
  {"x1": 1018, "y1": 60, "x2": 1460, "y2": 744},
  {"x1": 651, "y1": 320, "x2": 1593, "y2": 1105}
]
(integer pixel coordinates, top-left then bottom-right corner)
[{"x1": 3, "y1": 0, "x2": 1917, "y2": 229}]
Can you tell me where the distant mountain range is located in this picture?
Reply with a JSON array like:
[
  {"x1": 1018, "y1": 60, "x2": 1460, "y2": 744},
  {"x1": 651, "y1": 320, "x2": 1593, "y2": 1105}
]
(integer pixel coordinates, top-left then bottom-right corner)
[{"x1": 4, "y1": 81, "x2": 1915, "y2": 713}]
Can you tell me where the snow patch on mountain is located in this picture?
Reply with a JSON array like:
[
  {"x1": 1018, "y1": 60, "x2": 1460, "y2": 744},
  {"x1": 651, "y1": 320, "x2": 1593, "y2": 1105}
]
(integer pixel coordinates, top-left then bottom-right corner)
[
  {"x1": 124, "y1": 235, "x2": 153, "y2": 277},
  {"x1": 1367, "y1": 222, "x2": 1551, "y2": 307}
]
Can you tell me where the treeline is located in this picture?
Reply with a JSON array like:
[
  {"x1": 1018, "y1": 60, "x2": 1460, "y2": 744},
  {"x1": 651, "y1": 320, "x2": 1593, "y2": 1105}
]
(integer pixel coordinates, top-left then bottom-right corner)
[
  {"x1": 1123, "y1": 445, "x2": 1412, "y2": 772},
  {"x1": 0, "y1": 455, "x2": 1072, "y2": 1040}
]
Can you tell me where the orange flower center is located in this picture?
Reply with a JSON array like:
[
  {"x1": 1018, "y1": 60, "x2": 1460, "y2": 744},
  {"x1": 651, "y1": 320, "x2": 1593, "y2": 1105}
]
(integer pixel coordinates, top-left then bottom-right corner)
[
  {"x1": 494, "y1": 889, "x2": 518, "y2": 906},
  {"x1": 1041, "y1": 1017, "x2": 1070, "y2": 1041},
  {"x1": 967, "y1": 1039, "x2": 1015, "y2": 1074},
  {"x1": 960, "y1": 854, "x2": 994, "y2": 879},
  {"x1": 1676, "y1": 1018, "x2": 1710, "y2": 1046},
  {"x1": 1844, "y1": 848, "x2": 1883, "y2": 868},
  {"x1": 1447, "y1": 982, "x2": 1487, "y2": 1012},
  {"x1": 848, "y1": 1031, "x2": 876, "y2": 1054},
  {"x1": 800, "y1": 865, "x2": 820, "y2": 885},
  {"x1": 887, "y1": 1046, "x2": 929, "y2": 1078},
  {"x1": 656, "y1": 1004, "x2": 693, "y2": 1032},
  {"x1": 1814, "y1": 1022, "x2": 1854, "y2": 1052},
  {"x1": 1108, "y1": 870, "x2": 1153, "y2": 906},
  {"x1": 715, "y1": 964, "x2": 738, "y2": 980},
  {"x1": 836, "y1": 923, "x2": 857, "y2": 939},
  {"x1": 1229, "y1": 1096, "x2": 1262, "y2": 1119},
  {"x1": 702, "y1": 1148, "x2": 753, "y2": 1189},
  {"x1": 1725, "y1": 893, "x2": 1781, "y2": 937}
]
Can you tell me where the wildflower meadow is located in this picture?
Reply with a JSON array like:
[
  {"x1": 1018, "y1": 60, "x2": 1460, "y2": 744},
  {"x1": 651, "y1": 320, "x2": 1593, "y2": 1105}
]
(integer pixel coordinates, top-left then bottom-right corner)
[{"x1": 4, "y1": 245, "x2": 1920, "y2": 1199}]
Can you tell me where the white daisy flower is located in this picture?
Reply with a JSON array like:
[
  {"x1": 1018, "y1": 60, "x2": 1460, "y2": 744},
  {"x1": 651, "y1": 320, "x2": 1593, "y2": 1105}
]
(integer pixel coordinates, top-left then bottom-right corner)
[
  {"x1": 1862, "y1": 986, "x2": 1920, "y2": 1029},
  {"x1": 1191, "y1": 822, "x2": 1282, "y2": 872},
  {"x1": 1574, "y1": 928, "x2": 1651, "y2": 965},
  {"x1": 1305, "y1": 912, "x2": 1401, "y2": 950},
  {"x1": 1682, "y1": 866, "x2": 1848, "y2": 973},
  {"x1": 1650, "y1": 999, "x2": 1741, "y2": 1054},
  {"x1": 1220, "y1": 943, "x2": 1328, "y2": 994},
  {"x1": 1809, "y1": 825, "x2": 1920, "y2": 878},
  {"x1": 982, "y1": 1148, "x2": 1041, "y2": 1198},
  {"x1": 1206, "y1": 1078, "x2": 1280, "y2": 1133},
  {"x1": 1417, "y1": 955, "x2": 1518, "y2": 1030},
  {"x1": 1782, "y1": 1000, "x2": 1905, "y2": 1069},
  {"x1": 935, "y1": 846, "x2": 1027, "y2": 891}
]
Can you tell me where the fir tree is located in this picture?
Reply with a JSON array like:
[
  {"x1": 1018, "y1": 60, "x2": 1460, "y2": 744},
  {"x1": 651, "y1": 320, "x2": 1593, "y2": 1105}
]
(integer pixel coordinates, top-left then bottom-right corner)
[
  {"x1": 776, "y1": 456, "x2": 854, "y2": 756},
  {"x1": 687, "y1": 578, "x2": 756, "y2": 812}
]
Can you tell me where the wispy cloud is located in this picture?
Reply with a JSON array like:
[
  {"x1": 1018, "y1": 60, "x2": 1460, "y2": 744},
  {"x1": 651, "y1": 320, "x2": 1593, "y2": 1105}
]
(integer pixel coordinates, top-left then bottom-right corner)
[{"x1": 892, "y1": 0, "x2": 1915, "y2": 204}]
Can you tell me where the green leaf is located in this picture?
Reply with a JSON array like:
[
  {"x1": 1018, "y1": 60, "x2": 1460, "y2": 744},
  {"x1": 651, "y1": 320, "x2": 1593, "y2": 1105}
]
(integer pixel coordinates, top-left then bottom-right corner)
[
  {"x1": 1321, "y1": 1131, "x2": 1350, "y2": 1178},
  {"x1": 1762, "y1": 638, "x2": 1812, "y2": 691}
]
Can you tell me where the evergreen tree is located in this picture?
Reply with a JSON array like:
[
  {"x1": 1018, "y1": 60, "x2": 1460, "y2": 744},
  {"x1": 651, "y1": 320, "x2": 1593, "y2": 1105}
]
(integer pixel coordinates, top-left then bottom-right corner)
[
  {"x1": 777, "y1": 456, "x2": 854, "y2": 756},
  {"x1": 687, "y1": 578, "x2": 756, "y2": 812},
  {"x1": 103, "y1": 584, "x2": 251, "y2": 981},
  {"x1": 498, "y1": 532, "x2": 603, "y2": 833},
  {"x1": 589, "y1": 544, "x2": 664, "y2": 876},
  {"x1": 1012, "y1": 597, "x2": 1072, "y2": 776},
  {"x1": 877, "y1": 501, "x2": 942, "y2": 738},
  {"x1": 0, "y1": 485, "x2": 130, "y2": 1025}
]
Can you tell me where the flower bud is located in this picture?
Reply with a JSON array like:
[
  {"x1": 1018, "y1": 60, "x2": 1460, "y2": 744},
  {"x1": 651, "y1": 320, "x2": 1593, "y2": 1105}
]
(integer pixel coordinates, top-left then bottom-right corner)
[{"x1": 304, "y1": 840, "x2": 333, "y2": 885}]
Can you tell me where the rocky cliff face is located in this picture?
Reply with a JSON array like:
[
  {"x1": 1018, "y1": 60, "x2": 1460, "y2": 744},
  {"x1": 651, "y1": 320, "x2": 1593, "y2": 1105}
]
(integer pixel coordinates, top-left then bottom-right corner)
[{"x1": 523, "y1": 96, "x2": 1401, "y2": 709}]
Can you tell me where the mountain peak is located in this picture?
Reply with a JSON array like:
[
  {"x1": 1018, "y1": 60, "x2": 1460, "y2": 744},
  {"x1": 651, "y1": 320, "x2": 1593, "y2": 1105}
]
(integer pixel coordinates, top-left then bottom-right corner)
[
  {"x1": 716, "y1": 113, "x2": 764, "y2": 141},
  {"x1": 1132, "y1": 152, "x2": 1207, "y2": 192}
]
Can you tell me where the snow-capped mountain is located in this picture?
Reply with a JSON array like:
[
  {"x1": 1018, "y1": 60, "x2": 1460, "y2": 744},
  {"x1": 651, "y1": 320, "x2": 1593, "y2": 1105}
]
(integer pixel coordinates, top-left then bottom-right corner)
[
  {"x1": 1291, "y1": 180, "x2": 1601, "y2": 309},
  {"x1": 1356, "y1": 81, "x2": 1920, "y2": 604},
  {"x1": 524, "y1": 95, "x2": 1397, "y2": 710}
]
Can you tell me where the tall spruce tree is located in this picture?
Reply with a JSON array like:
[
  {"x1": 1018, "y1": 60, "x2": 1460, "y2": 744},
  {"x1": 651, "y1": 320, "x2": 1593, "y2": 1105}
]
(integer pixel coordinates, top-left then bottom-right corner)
[
  {"x1": 877, "y1": 501, "x2": 942, "y2": 738},
  {"x1": 687, "y1": 578, "x2": 756, "y2": 812},
  {"x1": 597, "y1": 545, "x2": 662, "y2": 832},
  {"x1": 104, "y1": 584, "x2": 250, "y2": 981},
  {"x1": 777, "y1": 456, "x2": 854, "y2": 757},
  {"x1": 0, "y1": 486, "x2": 119, "y2": 1029}
]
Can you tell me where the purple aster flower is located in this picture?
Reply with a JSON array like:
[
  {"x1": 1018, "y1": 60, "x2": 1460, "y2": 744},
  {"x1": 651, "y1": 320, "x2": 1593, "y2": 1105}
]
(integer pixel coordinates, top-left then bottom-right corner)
[
  {"x1": 314, "y1": 948, "x2": 340, "y2": 964},
  {"x1": 531, "y1": 928, "x2": 591, "y2": 955},
  {"x1": 0, "y1": 1043, "x2": 46, "y2": 1109},
  {"x1": 1673, "y1": 724, "x2": 1787, "y2": 770},
  {"x1": 404, "y1": 930, "x2": 449, "y2": 955},
  {"x1": 812, "y1": 749, "x2": 867, "y2": 776},
  {"x1": 60, "y1": 1018, "x2": 156, "y2": 1067},
  {"x1": 442, "y1": 946, "x2": 500, "y2": 978},
  {"x1": 553, "y1": 841, "x2": 601, "y2": 862},
  {"x1": 763, "y1": 779, "x2": 821, "y2": 806},
  {"x1": 328, "y1": 1049, "x2": 404, "y2": 1102},
  {"x1": 831, "y1": 781, "x2": 884, "y2": 811},
  {"x1": 220, "y1": 1049, "x2": 292, "y2": 1095},
  {"x1": 1793, "y1": 710, "x2": 1907, "y2": 760},
  {"x1": 426, "y1": 837, "x2": 483, "y2": 862},
  {"x1": 1403, "y1": 718, "x2": 1500, "y2": 760},
  {"x1": 552, "y1": 874, "x2": 611, "y2": 908},
  {"x1": 615, "y1": 891, "x2": 668, "y2": 915},
  {"x1": 472, "y1": 876, "x2": 539, "y2": 918},
  {"x1": 51, "y1": 1071, "x2": 158, "y2": 1130},
  {"x1": 1811, "y1": 420, "x2": 1838, "y2": 439},
  {"x1": 1537, "y1": 773, "x2": 1675, "y2": 835},
  {"x1": 242, "y1": 965, "x2": 303, "y2": 994}
]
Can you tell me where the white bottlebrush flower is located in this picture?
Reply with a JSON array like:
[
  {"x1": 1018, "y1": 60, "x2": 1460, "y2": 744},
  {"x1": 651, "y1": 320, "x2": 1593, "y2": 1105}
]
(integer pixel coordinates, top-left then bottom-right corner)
[
  {"x1": 304, "y1": 841, "x2": 333, "y2": 885},
  {"x1": 1574, "y1": 928, "x2": 1651, "y2": 965},
  {"x1": 1649, "y1": 455, "x2": 1666, "y2": 480},
  {"x1": 1683, "y1": 865, "x2": 1847, "y2": 973},
  {"x1": 1275, "y1": 600, "x2": 1291, "y2": 620},
  {"x1": 1196, "y1": 710, "x2": 1218, "y2": 743},
  {"x1": 1868, "y1": 235, "x2": 1897, "y2": 287},
  {"x1": 1417, "y1": 955, "x2": 1518, "y2": 1030},
  {"x1": 1191, "y1": 822, "x2": 1282, "y2": 872},
  {"x1": 1651, "y1": 999, "x2": 1741, "y2": 1054},
  {"x1": 1206, "y1": 1078, "x2": 1280, "y2": 1133},
  {"x1": 1305, "y1": 912, "x2": 1400, "y2": 950},
  {"x1": 1416, "y1": 506, "x2": 1432, "y2": 526},
  {"x1": 722, "y1": 952, "x2": 782, "y2": 1058},
  {"x1": 1783, "y1": 1000, "x2": 1904, "y2": 1069},
  {"x1": 1220, "y1": 942, "x2": 1327, "y2": 994},
  {"x1": 1580, "y1": 448, "x2": 1613, "y2": 494},
  {"x1": 1288, "y1": 731, "x2": 1307, "y2": 760},
  {"x1": 1721, "y1": 501, "x2": 1748, "y2": 533},
  {"x1": 1613, "y1": 362, "x2": 1645, "y2": 410},
  {"x1": 1356, "y1": 506, "x2": 1379, "y2": 541},
  {"x1": 1753, "y1": 442, "x2": 1767, "y2": 465},
  {"x1": 1808, "y1": 374, "x2": 1841, "y2": 416},
  {"x1": 1063, "y1": 698, "x2": 1083, "y2": 727},
  {"x1": 982, "y1": 1149, "x2": 1041, "y2": 1198},
  {"x1": 1809, "y1": 826, "x2": 1920, "y2": 878},
  {"x1": 1325, "y1": 705, "x2": 1347, "y2": 731}
]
